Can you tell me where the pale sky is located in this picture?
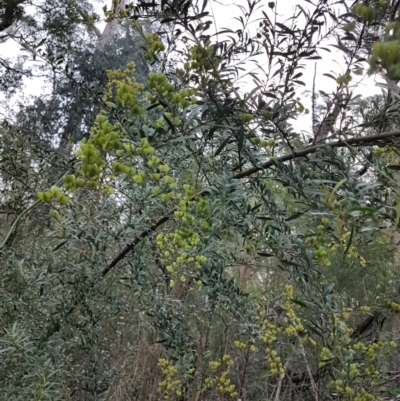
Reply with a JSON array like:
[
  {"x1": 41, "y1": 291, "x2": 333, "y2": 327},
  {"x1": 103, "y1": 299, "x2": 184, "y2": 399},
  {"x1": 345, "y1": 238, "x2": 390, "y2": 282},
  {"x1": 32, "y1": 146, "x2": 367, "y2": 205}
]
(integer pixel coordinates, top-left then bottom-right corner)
[
  {"x1": 208, "y1": 0, "x2": 382, "y2": 133},
  {"x1": 0, "y1": 0, "x2": 383, "y2": 134}
]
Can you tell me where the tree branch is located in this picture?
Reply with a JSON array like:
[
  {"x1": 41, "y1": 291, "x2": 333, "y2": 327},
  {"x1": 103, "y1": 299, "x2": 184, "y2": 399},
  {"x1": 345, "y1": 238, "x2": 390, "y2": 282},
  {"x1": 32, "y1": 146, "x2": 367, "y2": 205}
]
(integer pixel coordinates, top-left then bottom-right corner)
[
  {"x1": 103, "y1": 130, "x2": 400, "y2": 276},
  {"x1": 40, "y1": 131, "x2": 400, "y2": 346}
]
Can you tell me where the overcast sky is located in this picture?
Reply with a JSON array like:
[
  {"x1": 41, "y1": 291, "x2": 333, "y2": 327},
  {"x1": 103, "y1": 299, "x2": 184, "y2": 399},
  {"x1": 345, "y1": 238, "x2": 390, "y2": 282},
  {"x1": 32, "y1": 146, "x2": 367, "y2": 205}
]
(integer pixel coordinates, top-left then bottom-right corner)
[
  {"x1": 209, "y1": 0, "x2": 383, "y2": 133},
  {"x1": 0, "y1": 0, "x2": 383, "y2": 134}
]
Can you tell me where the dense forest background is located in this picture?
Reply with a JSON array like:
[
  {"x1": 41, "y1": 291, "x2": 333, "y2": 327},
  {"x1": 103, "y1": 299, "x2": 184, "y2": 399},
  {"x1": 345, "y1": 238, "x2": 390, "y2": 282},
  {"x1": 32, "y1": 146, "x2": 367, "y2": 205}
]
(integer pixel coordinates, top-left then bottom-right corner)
[{"x1": 1, "y1": 0, "x2": 400, "y2": 400}]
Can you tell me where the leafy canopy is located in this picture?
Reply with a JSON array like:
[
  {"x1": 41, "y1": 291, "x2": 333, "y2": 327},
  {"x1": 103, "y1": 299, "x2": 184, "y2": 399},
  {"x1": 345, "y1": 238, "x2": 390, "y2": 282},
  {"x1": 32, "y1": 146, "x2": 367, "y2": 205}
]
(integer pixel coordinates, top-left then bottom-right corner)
[{"x1": 1, "y1": 0, "x2": 400, "y2": 400}]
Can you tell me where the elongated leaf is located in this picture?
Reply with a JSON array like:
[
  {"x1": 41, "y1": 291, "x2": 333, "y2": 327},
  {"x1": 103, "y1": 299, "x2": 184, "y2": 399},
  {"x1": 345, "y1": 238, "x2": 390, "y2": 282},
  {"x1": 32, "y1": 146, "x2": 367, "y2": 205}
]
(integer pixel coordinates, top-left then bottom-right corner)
[
  {"x1": 286, "y1": 211, "x2": 307, "y2": 221},
  {"x1": 343, "y1": 225, "x2": 354, "y2": 255},
  {"x1": 258, "y1": 252, "x2": 274, "y2": 258}
]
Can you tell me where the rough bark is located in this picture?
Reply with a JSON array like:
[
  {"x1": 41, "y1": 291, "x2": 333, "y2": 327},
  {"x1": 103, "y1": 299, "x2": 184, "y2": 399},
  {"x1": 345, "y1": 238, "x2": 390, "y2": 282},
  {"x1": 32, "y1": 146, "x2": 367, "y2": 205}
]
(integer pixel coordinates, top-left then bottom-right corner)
[{"x1": 94, "y1": 0, "x2": 126, "y2": 55}]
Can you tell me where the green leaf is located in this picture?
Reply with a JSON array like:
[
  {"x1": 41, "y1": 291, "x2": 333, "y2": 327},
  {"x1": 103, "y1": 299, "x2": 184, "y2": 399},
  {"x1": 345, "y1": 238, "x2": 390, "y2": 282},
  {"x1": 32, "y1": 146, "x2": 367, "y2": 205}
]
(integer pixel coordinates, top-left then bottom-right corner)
[
  {"x1": 257, "y1": 215, "x2": 273, "y2": 221},
  {"x1": 257, "y1": 252, "x2": 274, "y2": 257},
  {"x1": 285, "y1": 211, "x2": 307, "y2": 221},
  {"x1": 291, "y1": 299, "x2": 309, "y2": 308},
  {"x1": 324, "y1": 283, "x2": 335, "y2": 296},
  {"x1": 214, "y1": 136, "x2": 231, "y2": 157},
  {"x1": 343, "y1": 225, "x2": 354, "y2": 255}
]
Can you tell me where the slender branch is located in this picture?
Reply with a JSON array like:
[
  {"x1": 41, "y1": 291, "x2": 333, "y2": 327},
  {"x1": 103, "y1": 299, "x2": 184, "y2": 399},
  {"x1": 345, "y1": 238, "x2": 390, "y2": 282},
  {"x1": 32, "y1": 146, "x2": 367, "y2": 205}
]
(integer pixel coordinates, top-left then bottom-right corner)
[
  {"x1": 103, "y1": 129, "x2": 400, "y2": 276},
  {"x1": 0, "y1": 199, "x2": 40, "y2": 249},
  {"x1": 297, "y1": 335, "x2": 319, "y2": 401},
  {"x1": 351, "y1": 311, "x2": 381, "y2": 339},
  {"x1": 0, "y1": 173, "x2": 70, "y2": 250},
  {"x1": 312, "y1": 63, "x2": 317, "y2": 136},
  {"x1": 40, "y1": 129, "x2": 400, "y2": 346},
  {"x1": 274, "y1": 359, "x2": 290, "y2": 401},
  {"x1": 238, "y1": 346, "x2": 251, "y2": 399},
  {"x1": 101, "y1": 213, "x2": 172, "y2": 276}
]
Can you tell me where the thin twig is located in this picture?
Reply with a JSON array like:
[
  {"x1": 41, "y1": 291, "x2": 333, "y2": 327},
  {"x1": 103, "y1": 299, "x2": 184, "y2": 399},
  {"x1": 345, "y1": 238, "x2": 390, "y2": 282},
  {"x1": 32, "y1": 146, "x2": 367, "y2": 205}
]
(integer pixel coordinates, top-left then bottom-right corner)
[
  {"x1": 297, "y1": 335, "x2": 319, "y2": 401},
  {"x1": 0, "y1": 173, "x2": 68, "y2": 250},
  {"x1": 274, "y1": 359, "x2": 290, "y2": 401},
  {"x1": 312, "y1": 62, "x2": 317, "y2": 136}
]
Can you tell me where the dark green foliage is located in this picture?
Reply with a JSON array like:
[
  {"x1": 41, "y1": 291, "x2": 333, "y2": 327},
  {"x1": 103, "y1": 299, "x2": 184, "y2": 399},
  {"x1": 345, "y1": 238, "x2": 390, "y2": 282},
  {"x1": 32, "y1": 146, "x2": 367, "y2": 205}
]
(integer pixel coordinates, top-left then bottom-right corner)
[{"x1": 2, "y1": 1, "x2": 400, "y2": 400}]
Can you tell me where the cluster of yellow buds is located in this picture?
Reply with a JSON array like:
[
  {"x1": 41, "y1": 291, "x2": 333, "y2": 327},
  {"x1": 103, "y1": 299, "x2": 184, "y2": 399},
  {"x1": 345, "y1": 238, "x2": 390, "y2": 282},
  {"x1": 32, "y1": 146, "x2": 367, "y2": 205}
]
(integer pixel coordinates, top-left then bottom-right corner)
[
  {"x1": 325, "y1": 317, "x2": 397, "y2": 401},
  {"x1": 341, "y1": 363, "x2": 360, "y2": 380},
  {"x1": 330, "y1": 363, "x2": 360, "y2": 396},
  {"x1": 157, "y1": 359, "x2": 183, "y2": 400},
  {"x1": 282, "y1": 285, "x2": 306, "y2": 337},
  {"x1": 239, "y1": 113, "x2": 254, "y2": 122},
  {"x1": 86, "y1": 13, "x2": 98, "y2": 29},
  {"x1": 353, "y1": 388, "x2": 376, "y2": 401},
  {"x1": 353, "y1": 3, "x2": 375, "y2": 23},
  {"x1": 261, "y1": 320, "x2": 280, "y2": 345},
  {"x1": 149, "y1": 163, "x2": 178, "y2": 201},
  {"x1": 112, "y1": 161, "x2": 145, "y2": 183},
  {"x1": 258, "y1": 19, "x2": 269, "y2": 36},
  {"x1": 385, "y1": 298, "x2": 400, "y2": 312},
  {"x1": 102, "y1": 4, "x2": 116, "y2": 21},
  {"x1": 147, "y1": 72, "x2": 174, "y2": 97},
  {"x1": 385, "y1": 21, "x2": 400, "y2": 40},
  {"x1": 306, "y1": 217, "x2": 331, "y2": 266},
  {"x1": 76, "y1": 141, "x2": 106, "y2": 177},
  {"x1": 63, "y1": 175, "x2": 80, "y2": 192},
  {"x1": 37, "y1": 61, "x2": 189, "y2": 206},
  {"x1": 336, "y1": 73, "x2": 352, "y2": 86},
  {"x1": 169, "y1": 89, "x2": 197, "y2": 109},
  {"x1": 144, "y1": 33, "x2": 165, "y2": 60},
  {"x1": 265, "y1": 348, "x2": 284, "y2": 378},
  {"x1": 364, "y1": 364, "x2": 379, "y2": 380},
  {"x1": 233, "y1": 340, "x2": 256, "y2": 352},
  {"x1": 372, "y1": 145, "x2": 398, "y2": 164},
  {"x1": 156, "y1": 185, "x2": 212, "y2": 288},
  {"x1": 338, "y1": 339, "x2": 398, "y2": 399},
  {"x1": 330, "y1": 379, "x2": 356, "y2": 397},
  {"x1": 369, "y1": 38, "x2": 400, "y2": 80},
  {"x1": 329, "y1": 312, "x2": 353, "y2": 349},
  {"x1": 233, "y1": 341, "x2": 246, "y2": 349},
  {"x1": 341, "y1": 307, "x2": 352, "y2": 322},
  {"x1": 184, "y1": 40, "x2": 218, "y2": 74},
  {"x1": 103, "y1": 62, "x2": 143, "y2": 110},
  {"x1": 365, "y1": 342, "x2": 385, "y2": 361},
  {"x1": 257, "y1": 312, "x2": 285, "y2": 378},
  {"x1": 319, "y1": 347, "x2": 334, "y2": 368},
  {"x1": 37, "y1": 62, "x2": 142, "y2": 201},
  {"x1": 147, "y1": 72, "x2": 197, "y2": 111},
  {"x1": 261, "y1": 109, "x2": 274, "y2": 119},
  {"x1": 115, "y1": 81, "x2": 143, "y2": 115},
  {"x1": 164, "y1": 112, "x2": 181, "y2": 127},
  {"x1": 110, "y1": 138, "x2": 157, "y2": 184},
  {"x1": 202, "y1": 355, "x2": 238, "y2": 398},
  {"x1": 102, "y1": 1, "x2": 136, "y2": 21},
  {"x1": 37, "y1": 185, "x2": 69, "y2": 205},
  {"x1": 250, "y1": 136, "x2": 276, "y2": 148},
  {"x1": 58, "y1": 137, "x2": 108, "y2": 192},
  {"x1": 91, "y1": 115, "x2": 123, "y2": 150}
]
